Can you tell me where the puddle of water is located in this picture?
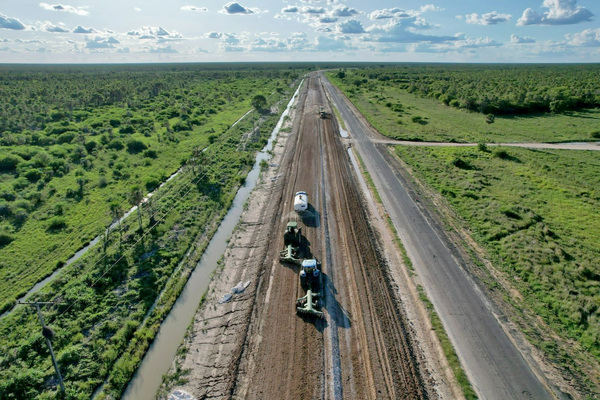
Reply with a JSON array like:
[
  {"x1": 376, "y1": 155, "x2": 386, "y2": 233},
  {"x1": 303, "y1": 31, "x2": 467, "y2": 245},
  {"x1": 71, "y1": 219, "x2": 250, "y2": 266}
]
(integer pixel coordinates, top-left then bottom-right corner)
[
  {"x1": 339, "y1": 127, "x2": 349, "y2": 138},
  {"x1": 120, "y1": 81, "x2": 303, "y2": 400}
]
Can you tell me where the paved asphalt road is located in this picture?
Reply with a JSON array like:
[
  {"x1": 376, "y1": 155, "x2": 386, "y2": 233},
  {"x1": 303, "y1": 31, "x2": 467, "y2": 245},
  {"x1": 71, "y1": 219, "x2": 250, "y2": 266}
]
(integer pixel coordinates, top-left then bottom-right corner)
[{"x1": 321, "y1": 74, "x2": 554, "y2": 400}]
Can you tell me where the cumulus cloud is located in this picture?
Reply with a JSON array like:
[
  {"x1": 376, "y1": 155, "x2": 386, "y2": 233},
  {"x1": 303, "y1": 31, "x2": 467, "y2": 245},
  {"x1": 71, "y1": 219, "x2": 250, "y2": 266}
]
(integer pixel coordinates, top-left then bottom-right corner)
[
  {"x1": 206, "y1": 31, "x2": 223, "y2": 39},
  {"x1": 331, "y1": 6, "x2": 359, "y2": 17},
  {"x1": 40, "y1": 3, "x2": 89, "y2": 16},
  {"x1": 248, "y1": 32, "x2": 309, "y2": 52},
  {"x1": 302, "y1": 6, "x2": 326, "y2": 15},
  {"x1": 282, "y1": 6, "x2": 298, "y2": 13},
  {"x1": 338, "y1": 19, "x2": 365, "y2": 34},
  {"x1": 127, "y1": 26, "x2": 182, "y2": 40},
  {"x1": 320, "y1": 17, "x2": 338, "y2": 24},
  {"x1": 73, "y1": 25, "x2": 96, "y2": 34},
  {"x1": 517, "y1": 0, "x2": 593, "y2": 25},
  {"x1": 420, "y1": 5, "x2": 444, "y2": 13},
  {"x1": 511, "y1": 34, "x2": 536, "y2": 43},
  {"x1": 181, "y1": 6, "x2": 208, "y2": 12},
  {"x1": 149, "y1": 45, "x2": 177, "y2": 53},
  {"x1": 220, "y1": 2, "x2": 259, "y2": 15},
  {"x1": 365, "y1": 19, "x2": 457, "y2": 44},
  {"x1": 465, "y1": 11, "x2": 512, "y2": 25},
  {"x1": 314, "y1": 35, "x2": 355, "y2": 52},
  {"x1": 42, "y1": 22, "x2": 70, "y2": 33},
  {"x1": 0, "y1": 13, "x2": 26, "y2": 30},
  {"x1": 370, "y1": 8, "x2": 410, "y2": 20},
  {"x1": 566, "y1": 28, "x2": 600, "y2": 46},
  {"x1": 85, "y1": 36, "x2": 119, "y2": 49}
]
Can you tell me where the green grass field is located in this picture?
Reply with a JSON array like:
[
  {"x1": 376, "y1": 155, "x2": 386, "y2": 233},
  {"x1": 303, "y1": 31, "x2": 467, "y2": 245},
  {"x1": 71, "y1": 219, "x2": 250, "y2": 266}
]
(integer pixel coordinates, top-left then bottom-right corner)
[
  {"x1": 327, "y1": 72, "x2": 600, "y2": 143},
  {"x1": 394, "y1": 145, "x2": 600, "y2": 381}
]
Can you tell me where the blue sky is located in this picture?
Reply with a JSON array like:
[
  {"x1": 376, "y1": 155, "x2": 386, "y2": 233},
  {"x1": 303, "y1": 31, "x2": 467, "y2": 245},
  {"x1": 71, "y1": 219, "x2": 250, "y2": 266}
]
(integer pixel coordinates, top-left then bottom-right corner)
[{"x1": 0, "y1": 0, "x2": 598, "y2": 63}]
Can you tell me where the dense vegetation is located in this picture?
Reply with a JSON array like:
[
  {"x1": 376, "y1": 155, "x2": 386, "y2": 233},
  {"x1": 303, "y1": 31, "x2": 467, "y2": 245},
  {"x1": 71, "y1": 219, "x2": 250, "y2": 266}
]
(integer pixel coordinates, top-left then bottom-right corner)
[
  {"x1": 335, "y1": 64, "x2": 600, "y2": 115},
  {"x1": 327, "y1": 65, "x2": 600, "y2": 143},
  {"x1": 0, "y1": 63, "x2": 303, "y2": 399},
  {"x1": 0, "y1": 64, "x2": 300, "y2": 314}
]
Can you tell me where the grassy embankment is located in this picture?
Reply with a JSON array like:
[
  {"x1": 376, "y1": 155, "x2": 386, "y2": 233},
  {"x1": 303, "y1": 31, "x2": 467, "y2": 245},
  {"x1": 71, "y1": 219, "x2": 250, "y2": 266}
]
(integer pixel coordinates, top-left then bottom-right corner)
[
  {"x1": 327, "y1": 66, "x2": 600, "y2": 394},
  {"x1": 0, "y1": 65, "x2": 303, "y2": 399}
]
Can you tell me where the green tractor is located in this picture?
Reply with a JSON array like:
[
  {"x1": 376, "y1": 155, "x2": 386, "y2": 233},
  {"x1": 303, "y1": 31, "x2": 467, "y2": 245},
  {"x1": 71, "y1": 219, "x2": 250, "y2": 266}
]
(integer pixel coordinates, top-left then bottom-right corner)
[
  {"x1": 296, "y1": 259, "x2": 323, "y2": 318},
  {"x1": 279, "y1": 221, "x2": 302, "y2": 265}
]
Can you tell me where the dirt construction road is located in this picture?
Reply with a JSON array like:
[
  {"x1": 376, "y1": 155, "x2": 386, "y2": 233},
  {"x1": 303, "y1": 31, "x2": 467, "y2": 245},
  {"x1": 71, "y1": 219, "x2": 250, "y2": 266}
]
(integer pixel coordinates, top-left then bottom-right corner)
[
  {"x1": 164, "y1": 75, "x2": 432, "y2": 399},
  {"x1": 234, "y1": 76, "x2": 426, "y2": 399}
]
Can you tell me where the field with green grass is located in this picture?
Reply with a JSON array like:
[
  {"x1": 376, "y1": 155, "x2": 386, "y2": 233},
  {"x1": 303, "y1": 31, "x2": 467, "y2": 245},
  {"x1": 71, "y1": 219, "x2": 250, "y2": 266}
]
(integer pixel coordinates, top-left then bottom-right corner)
[
  {"x1": 0, "y1": 63, "x2": 303, "y2": 399},
  {"x1": 326, "y1": 65, "x2": 600, "y2": 143},
  {"x1": 395, "y1": 144, "x2": 600, "y2": 388}
]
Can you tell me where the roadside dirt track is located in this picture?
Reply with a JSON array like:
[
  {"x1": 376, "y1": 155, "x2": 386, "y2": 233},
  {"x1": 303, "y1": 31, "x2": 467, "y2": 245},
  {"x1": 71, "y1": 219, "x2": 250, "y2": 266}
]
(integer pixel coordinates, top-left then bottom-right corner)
[{"x1": 163, "y1": 75, "x2": 430, "y2": 400}]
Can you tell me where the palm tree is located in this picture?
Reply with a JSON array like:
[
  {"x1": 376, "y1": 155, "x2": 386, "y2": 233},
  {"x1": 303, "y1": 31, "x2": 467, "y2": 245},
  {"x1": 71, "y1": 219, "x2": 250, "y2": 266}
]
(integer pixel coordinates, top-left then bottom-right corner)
[
  {"x1": 129, "y1": 185, "x2": 144, "y2": 233},
  {"x1": 109, "y1": 201, "x2": 124, "y2": 248}
]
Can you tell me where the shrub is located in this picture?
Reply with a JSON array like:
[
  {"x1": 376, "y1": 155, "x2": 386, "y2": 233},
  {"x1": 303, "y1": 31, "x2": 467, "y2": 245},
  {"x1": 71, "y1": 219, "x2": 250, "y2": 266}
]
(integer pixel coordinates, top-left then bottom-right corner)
[
  {"x1": 145, "y1": 177, "x2": 160, "y2": 192},
  {"x1": 494, "y1": 149, "x2": 510, "y2": 160},
  {"x1": 143, "y1": 149, "x2": 158, "y2": 159},
  {"x1": 119, "y1": 125, "x2": 135, "y2": 134},
  {"x1": 47, "y1": 216, "x2": 67, "y2": 232},
  {"x1": 0, "y1": 232, "x2": 13, "y2": 247},
  {"x1": 590, "y1": 131, "x2": 600, "y2": 139},
  {"x1": 107, "y1": 139, "x2": 124, "y2": 150},
  {"x1": 0, "y1": 155, "x2": 22, "y2": 172},
  {"x1": 127, "y1": 139, "x2": 147, "y2": 154},
  {"x1": 24, "y1": 169, "x2": 42, "y2": 183}
]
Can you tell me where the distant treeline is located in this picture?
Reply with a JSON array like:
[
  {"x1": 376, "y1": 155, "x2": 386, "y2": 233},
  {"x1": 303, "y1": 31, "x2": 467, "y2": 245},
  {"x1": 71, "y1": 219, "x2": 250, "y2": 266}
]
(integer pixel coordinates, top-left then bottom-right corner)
[{"x1": 337, "y1": 64, "x2": 600, "y2": 115}]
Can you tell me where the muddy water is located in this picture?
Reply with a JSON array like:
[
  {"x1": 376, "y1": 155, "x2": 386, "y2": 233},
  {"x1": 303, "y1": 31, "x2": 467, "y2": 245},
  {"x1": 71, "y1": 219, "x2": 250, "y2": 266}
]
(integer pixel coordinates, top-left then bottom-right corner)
[{"x1": 121, "y1": 81, "x2": 302, "y2": 400}]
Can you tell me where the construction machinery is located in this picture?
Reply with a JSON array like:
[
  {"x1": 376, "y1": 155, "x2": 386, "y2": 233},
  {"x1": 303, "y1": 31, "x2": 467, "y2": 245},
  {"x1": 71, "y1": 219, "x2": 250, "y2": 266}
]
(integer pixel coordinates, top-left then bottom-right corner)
[
  {"x1": 279, "y1": 221, "x2": 302, "y2": 265},
  {"x1": 294, "y1": 191, "x2": 308, "y2": 213},
  {"x1": 319, "y1": 106, "x2": 328, "y2": 119},
  {"x1": 296, "y1": 259, "x2": 323, "y2": 318}
]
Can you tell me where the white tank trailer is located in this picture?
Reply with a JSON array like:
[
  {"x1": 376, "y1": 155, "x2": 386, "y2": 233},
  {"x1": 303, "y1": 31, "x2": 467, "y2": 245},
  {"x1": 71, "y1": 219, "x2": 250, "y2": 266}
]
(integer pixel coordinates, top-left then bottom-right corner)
[{"x1": 294, "y1": 191, "x2": 308, "y2": 213}]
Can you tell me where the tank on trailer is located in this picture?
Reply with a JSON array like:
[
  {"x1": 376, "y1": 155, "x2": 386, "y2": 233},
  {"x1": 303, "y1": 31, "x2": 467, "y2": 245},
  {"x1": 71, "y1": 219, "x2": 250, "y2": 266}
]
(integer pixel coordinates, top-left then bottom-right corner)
[{"x1": 294, "y1": 191, "x2": 308, "y2": 213}]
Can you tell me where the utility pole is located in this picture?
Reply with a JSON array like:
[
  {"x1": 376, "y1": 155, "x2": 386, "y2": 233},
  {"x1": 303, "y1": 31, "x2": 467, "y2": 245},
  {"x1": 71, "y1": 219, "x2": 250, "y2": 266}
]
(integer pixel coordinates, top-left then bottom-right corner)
[{"x1": 19, "y1": 300, "x2": 65, "y2": 395}]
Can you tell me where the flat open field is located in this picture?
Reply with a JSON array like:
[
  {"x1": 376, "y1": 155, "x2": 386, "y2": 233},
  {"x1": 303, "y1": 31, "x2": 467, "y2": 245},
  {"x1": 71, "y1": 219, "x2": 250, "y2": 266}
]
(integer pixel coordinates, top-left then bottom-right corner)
[
  {"x1": 326, "y1": 65, "x2": 600, "y2": 143},
  {"x1": 393, "y1": 145, "x2": 600, "y2": 392}
]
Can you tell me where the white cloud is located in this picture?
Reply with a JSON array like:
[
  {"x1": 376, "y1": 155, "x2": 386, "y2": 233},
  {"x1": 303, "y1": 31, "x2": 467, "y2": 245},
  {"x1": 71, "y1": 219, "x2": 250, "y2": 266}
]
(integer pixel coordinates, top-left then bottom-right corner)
[
  {"x1": 39, "y1": 3, "x2": 89, "y2": 16},
  {"x1": 320, "y1": 17, "x2": 338, "y2": 24},
  {"x1": 301, "y1": 6, "x2": 326, "y2": 15},
  {"x1": 73, "y1": 25, "x2": 96, "y2": 34},
  {"x1": 181, "y1": 6, "x2": 208, "y2": 12},
  {"x1": 0, "y1": 13, "x2": 26, "y2": 30},
  {"x1": 149, "y1": 45, "x2": 177, "y2": 53},
  {"x1": 134, "y1": 7, "x2": 141, "y2": 12},
  {"x1": 41, "y1": 21, "x2": 70, "y2": 33},
  {"x1": 85, "y1": 36, "x2": 119, "y2": 49},
  {"x1": 331, "y1": 6, "x2": 360, "y2": 18},
  {"x1": 338, "y1": 19, "x2": 365, "y2": 34},
  {"x1": 465, "y1": 11, "x2": 512, "y2": 25},
  {"x1": 127, "y1": 26, "x2": 182, "y2": 40},
  {"x1": 370, "y1": 8, "x2": 410, "y2": 20},
  {"x1": 365, "y1": 19, "x2": 457, "y2": 44},
  {"x1": 314, "y1": 35, "x2": 355, "y2": 52},
  {"x1": 420, "y1": 5, "x2": 444, "y2": 13},
  {"x1": 249, "y1": 32, "x2": 309, "y2": 52},
  {"x1": 511, "y1": 34, "x2": 536, "y2": 43},
  {"x1": 206, "y1": 31, "x2": 223, "y2": 39},
  {"x1": 282, "y1": 6, "x2": 299, "y2": 13},
  {"x1": 566, "y1": 28, "x2": 600, "y2": 46},
  {"x1": 517, "y1": 0, "x2": 593, "y2": 25},
  {"x1": 220, "y1": 2, "x2": 259, "y2": 15}
]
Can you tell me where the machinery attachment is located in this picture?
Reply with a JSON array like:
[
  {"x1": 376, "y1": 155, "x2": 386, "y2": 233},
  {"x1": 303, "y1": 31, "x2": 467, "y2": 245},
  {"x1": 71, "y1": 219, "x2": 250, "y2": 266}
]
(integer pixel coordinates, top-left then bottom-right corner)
[
  {"x1": 279, "y1": 221, "x2": 302, "y2": 265},
  {"x1": 296, "y1": 288, "x2": 323, "y2": 318}
]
